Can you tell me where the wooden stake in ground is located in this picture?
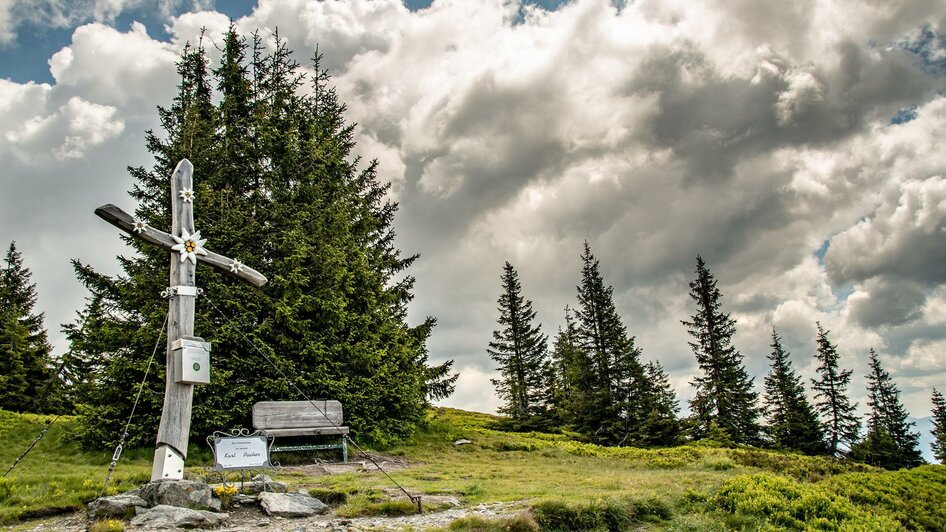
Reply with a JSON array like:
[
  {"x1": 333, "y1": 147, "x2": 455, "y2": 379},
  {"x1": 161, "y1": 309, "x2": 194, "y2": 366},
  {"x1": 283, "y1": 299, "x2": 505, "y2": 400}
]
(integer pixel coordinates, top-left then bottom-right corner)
[{"x1": 95, "y1": 159, "x2": 267, "y2": 481}]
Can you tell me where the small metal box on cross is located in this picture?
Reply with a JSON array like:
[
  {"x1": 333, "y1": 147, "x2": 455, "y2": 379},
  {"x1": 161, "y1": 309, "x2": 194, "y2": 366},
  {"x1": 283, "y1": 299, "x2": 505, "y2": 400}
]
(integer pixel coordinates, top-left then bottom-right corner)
[{"x1": 95, "y1": 159, "x2": 267, "y2": 481}]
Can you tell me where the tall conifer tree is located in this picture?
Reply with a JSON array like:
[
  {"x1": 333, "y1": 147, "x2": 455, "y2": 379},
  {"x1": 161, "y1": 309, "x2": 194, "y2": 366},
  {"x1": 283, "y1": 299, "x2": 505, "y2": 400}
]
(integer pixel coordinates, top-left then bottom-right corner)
[
  {"x1": 574, "y1": 242, "x2": 646, "y2": 445},
  {"x1": 762, "y1": 329, "x2": 825, "y2": 454},
  {"x1": 851, "y1": 349, "x2": 923, "y2": 469},
  {"x1": 0, "y1": 242, "x2": 57, "y2": 413},
  {"x1": 682, "y1": 256, "x2": 760, "y2": 444},
  {"x1": 931, "y1": 389, "x2": 946, "y2": 463},
  {"x1": 488, "y1": 262, "x2": 549, "y2": 426},
  {"x1": 65, "y1": 28, "x2": 449, "y2": 447},
  {"x1": 811, "y1": 323, "x2": 860, "y2": 455}
]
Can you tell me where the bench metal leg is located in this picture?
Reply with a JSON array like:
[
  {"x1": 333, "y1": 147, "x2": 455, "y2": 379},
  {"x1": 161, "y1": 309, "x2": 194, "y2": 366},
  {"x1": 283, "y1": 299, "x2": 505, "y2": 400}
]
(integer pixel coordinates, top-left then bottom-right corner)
[{"x1": 342, "y1": 435, "x2": 348, "y2": 463}]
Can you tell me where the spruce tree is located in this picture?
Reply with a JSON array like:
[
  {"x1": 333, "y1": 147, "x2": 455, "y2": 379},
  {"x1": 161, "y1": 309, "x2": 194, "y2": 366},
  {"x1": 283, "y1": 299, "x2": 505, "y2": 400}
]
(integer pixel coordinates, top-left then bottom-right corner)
[
  {"x1": 0, "y1": 242, "x2": 57, "y2": 413},
  {"x1": 547, "y1": 307, "x2": 593, "y2": 430},
  {"x1": 637, "y1": 361, "x2": 682, "y2": 446},
  {"x1": 488, "y1": 262, "x2": 550, "y2": 426},
  {"x1": 682, "y1": 255, "x2": 760, "y2": 444},
  {"x1": 851, "y1": 349, "x2": 923, "y2": 469},
  {"x1": 762, "y1": 329, "x2": 825, "y2": 454},
  {"x1": 931, "y1": 389, "x2": 946, "y2": 463},
  {"x1": 65, "y1": 28, "x2": 449, "y2": 447},
  {"x1": 811, "y1": 323, "x2": 860, "y2": 455},
  {"x1": 574, "y1": 242, "x2": 646, "y2": 445}
]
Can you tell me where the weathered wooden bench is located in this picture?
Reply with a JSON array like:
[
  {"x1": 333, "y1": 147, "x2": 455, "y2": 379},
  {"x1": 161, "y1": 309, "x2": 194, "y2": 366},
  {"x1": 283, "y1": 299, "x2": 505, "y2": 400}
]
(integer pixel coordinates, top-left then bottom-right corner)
[{"x1": 252, "y1": 400, "x2": 349, "y2": 462}]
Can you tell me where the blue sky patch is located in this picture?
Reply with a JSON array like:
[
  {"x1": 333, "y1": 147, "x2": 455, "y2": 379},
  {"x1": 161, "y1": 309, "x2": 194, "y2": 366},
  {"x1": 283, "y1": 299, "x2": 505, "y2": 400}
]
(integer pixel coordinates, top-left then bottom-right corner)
[{"x1": 891, "y1": 105, "x2": 919, "y2": 125}]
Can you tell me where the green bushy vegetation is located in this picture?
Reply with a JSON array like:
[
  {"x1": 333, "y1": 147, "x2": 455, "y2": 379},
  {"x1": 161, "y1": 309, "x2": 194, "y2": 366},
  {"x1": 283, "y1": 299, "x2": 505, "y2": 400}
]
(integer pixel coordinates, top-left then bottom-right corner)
[
  {"x1": 820, "y1": 465, "x2": 946, "y2": 530},
  {"x1": 710, "y1": 473, "x2": 901, "y2": 530},
  {"x1": 446, "y1": 514, "x2": 540, "y2": 531}
]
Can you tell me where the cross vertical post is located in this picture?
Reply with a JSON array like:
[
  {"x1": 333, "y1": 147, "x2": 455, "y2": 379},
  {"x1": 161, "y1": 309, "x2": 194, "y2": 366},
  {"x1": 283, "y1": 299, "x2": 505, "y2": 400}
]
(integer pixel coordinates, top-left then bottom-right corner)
[
  {"x1": 94, "y1": 159, "x2": 267, "y2": 481},
  {"x1": 152, "y1": 160, "x2": 198, "y2": 480}
]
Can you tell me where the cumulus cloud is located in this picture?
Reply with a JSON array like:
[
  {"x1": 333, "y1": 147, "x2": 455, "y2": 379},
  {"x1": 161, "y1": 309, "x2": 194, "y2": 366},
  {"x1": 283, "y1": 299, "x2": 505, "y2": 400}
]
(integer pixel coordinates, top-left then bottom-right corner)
[
  {"x1": 0, "y1": 0, "x2": 217, "y2": 46},
  {"x1": 49, "y1": 22, "x2": 178, "y2": 108},
  {"x1": 847, "y1": 277, "x2": 927, "y2": 328},
  {"x1": 827, "y1": 174, "x2": 946, "y2": 286},
  {"x1": 3, "y1": 0, "x2": 946, "y2": 421},
  {"x1": 5, "y1": 96, "x2": 125, "y2": 160}
]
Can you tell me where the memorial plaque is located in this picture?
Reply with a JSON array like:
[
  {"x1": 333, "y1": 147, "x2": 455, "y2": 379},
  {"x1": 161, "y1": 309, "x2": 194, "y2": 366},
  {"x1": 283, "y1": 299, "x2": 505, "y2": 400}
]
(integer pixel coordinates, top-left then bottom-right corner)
[{"x1": 211, "y1": 434, "x2": 273, "y2": 471}]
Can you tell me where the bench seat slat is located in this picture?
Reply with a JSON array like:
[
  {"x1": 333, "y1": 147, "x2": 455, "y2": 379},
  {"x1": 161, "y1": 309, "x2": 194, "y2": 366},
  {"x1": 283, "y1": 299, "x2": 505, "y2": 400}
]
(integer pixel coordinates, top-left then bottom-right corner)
[
  {"x1": 252, "y1": 400, "x2": 349, "y2": 462},
  {"x1": 253, "y1": 400, "x2": 344, "y2": 429},
  {"x1": 260, "y1": 427, "x2": 350, "y2": 437}
]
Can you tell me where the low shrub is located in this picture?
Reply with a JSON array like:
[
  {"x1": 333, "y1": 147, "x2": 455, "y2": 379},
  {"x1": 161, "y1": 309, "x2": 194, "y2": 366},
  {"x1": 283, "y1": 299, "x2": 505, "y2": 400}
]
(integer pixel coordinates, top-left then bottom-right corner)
[
  {"x1": 494, "y1": 440, "x2": 536, "y2": 452},
  {"x1": 307, "y1": 487, "x2": 348, "y2": 506},
  {"x1": 376, "y1": 499, "x2": 419, "y2": 516},
  {"x1": 701, "y1": 455, "x2": 735, "y2": 471},
  {"x1": 0, "y1": 478, "x2": 14, "y2": 503},
  {"x1": 530, "y1": 497, "x2": 669, "y2": 531},
  {"x1": 728, "y1": 449, "x2": 875, "y2": 481},
  {"x1": 820, "y1": 465, "x2": 946, "y2": 531},
  {"x1": 633, "y1": 496, "x2": 672, "y2": 521},
  {"x1": 712, "y1": 473, "x2": 901, "y2": 530},
  {"x1": 448, "y1": 513, "x2": 540, "y2": 531}
]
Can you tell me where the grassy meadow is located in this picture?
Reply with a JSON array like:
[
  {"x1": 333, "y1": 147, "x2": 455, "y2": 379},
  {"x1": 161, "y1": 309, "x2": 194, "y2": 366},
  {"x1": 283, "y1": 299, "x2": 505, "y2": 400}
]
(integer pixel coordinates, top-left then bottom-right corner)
[{"x1": 1, "y1": 407, "x2": 945, "y2": 530}]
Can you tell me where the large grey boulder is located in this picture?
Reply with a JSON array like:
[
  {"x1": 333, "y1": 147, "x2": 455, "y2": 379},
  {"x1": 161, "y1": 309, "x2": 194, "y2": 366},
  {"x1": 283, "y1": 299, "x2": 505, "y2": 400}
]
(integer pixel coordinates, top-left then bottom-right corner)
[
  {"x1": 138, "y1": 480, "x2": 216, "y2": 511},
  {"x1": 129, "y1": 505, "x2": 228, "y2": 529},
  {"x1": 88, "y1": 493, "x2": 148, "y2": 519},
  {"x1": 258, "y1": 491, "x2": 329, "y2": 517}
]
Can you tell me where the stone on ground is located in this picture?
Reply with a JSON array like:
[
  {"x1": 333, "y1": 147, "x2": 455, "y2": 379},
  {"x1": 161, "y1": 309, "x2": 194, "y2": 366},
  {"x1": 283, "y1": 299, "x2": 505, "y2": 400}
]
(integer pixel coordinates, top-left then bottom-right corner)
[
  {"x1": 129, "y1": 504, "x2": 229, "y2": 529},
  {"x1": 138, "y1": 479, "x2": 217, "y2": 511},
  {"x1": 258, "y1": 491, "x2": 329, "y2": 517},
  {"x1": 88, "y1": 493, "x2": 148, "y2": 519},
  {"x1": 231, "y1": 475, "x2": 288, "y2": 494}
]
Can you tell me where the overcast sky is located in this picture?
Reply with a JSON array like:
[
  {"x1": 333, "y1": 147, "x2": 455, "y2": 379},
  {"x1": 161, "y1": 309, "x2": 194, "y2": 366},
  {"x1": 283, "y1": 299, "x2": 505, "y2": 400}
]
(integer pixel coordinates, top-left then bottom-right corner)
[{"x1": 2, "y1": 0, "x2": 946, "y2": 456}]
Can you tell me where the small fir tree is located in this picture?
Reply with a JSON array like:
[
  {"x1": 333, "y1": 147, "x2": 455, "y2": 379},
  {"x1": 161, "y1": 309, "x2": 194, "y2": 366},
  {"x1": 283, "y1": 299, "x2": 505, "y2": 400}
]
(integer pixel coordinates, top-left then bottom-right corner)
[
  {"x1": 637, "y1": 361, "x2": 682, "y2": 446},
  {"x1": 0, "y1": 242, "x2": 58, "y2": 413},
  {"x1": 762, "y1": 329, "x2": 826, "y2": 454},
  {"x1": 682, "y1": 255, "x2": 761, "y2": 444},
  {"x1": 810, "y1": 323, "x2": 860, "y2": 455},
  {"x1": 547, "y1": 308, "x2": 593, "y2": 430},
  {"x1": 931, "y1": 389, "x2": 946, "y2": 463},
  {"x1": 488, "y1": 262, "x2": 550, "y2": 426},
  {"x1": 851, "y1": 349, "x2": 923, "y2": 469},
  {"x1": 574, "y1": 242, "x2": 646, "y2": 445}
]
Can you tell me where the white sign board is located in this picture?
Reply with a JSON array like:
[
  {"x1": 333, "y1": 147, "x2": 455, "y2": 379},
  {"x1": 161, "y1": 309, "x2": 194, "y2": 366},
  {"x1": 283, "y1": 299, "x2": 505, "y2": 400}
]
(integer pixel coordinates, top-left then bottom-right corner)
[{"x1": 213, "y1": 435, "x2": 271, "y2": 471}]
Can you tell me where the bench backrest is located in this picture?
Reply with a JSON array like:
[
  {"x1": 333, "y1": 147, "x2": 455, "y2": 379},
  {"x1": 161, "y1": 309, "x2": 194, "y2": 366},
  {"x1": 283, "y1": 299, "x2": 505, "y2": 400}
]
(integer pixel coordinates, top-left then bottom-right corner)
[{"x1": 252, "y1": 400, "x2": 344, "y2": 430}]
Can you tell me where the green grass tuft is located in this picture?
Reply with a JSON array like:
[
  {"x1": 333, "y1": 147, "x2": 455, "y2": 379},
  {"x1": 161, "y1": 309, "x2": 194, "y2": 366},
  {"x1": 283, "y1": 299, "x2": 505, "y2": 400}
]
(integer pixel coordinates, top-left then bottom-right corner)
[
  {"x1": 447, "y1": 514, "x2": 540, "y2": 531},
  {"x1": 89, "y1": 518, "x2": 126, "y2": 532},
  {"x1": 307, "y1": 487, "x2": 349, "y2": 505}
]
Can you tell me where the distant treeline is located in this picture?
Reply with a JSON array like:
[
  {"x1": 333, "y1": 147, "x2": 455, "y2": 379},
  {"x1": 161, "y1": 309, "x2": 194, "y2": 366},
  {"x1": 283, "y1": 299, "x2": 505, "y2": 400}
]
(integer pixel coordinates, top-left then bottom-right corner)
[{"x1": 486, "y1": 244, "x2": 946, "y2": 470}]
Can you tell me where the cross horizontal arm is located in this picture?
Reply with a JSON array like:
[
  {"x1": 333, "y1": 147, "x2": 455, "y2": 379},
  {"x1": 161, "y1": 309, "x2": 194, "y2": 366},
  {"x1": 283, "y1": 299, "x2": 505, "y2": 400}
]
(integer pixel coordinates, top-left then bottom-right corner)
[{"x1": 95, "y1": 203, "x2": 268, "y2": 287}]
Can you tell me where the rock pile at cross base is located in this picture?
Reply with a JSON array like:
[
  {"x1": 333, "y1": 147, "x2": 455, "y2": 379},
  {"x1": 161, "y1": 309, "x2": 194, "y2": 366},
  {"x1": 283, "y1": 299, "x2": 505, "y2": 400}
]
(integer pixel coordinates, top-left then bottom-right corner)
[{"x1": 83, "y1": 476, "x2": 519, "y2": 531}]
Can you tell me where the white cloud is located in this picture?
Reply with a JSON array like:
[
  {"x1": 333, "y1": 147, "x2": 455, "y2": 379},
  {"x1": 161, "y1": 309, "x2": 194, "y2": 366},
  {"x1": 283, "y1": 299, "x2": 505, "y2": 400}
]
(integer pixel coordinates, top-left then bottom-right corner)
[
  {"x1": 3, "y1": 0, "x2": 946, "y2": 421},
  {"x1": 0, "y1": 0, "x2": 14, "y2": 45},
  {"x1": 435, "y1": 365, "x2": 501, "y2": 414},
  {"x1": 4, "y1": 96, "x2": 124, "y2": 160},
  {"x1": 49, "y1": 22, "x2": 178, "y2": 108}
]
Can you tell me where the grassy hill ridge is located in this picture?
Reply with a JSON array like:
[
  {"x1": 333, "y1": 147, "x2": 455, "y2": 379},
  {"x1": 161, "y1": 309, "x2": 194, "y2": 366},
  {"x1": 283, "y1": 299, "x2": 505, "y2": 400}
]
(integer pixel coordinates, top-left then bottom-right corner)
[{"x1": 1, "y1": 407, "x2": 945, "y2": 530}]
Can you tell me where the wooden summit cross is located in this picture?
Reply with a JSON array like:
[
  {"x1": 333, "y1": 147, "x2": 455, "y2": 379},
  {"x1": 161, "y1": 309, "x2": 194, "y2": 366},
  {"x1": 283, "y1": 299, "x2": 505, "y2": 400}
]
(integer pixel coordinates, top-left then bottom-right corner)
[{"x1": 95, "y1": 159, "x2": 267, "y2": 481}]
